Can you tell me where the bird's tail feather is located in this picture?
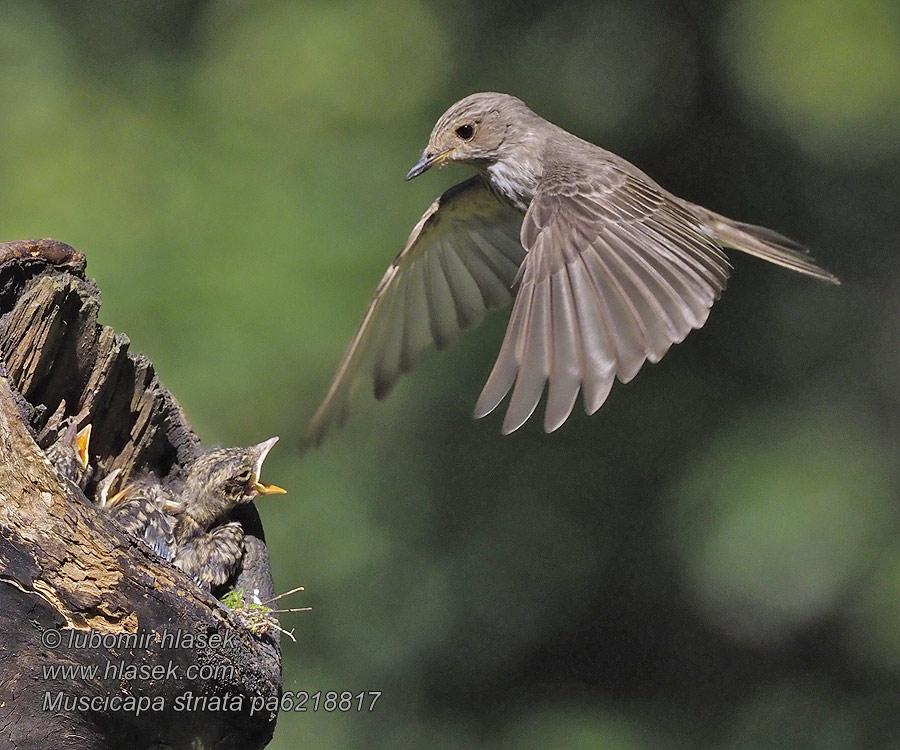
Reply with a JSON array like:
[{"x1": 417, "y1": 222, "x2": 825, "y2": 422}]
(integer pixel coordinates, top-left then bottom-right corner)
[{"x1": 702, "y1": 211, "x2": 839, "y2": 285}]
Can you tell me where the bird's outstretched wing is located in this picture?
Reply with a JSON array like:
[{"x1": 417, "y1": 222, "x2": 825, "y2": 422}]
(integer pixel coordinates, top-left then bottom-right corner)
[
  {"x1": 305, "y1": 176, "x2": 525, "y2": 445},
  {"x1": 108, "y1": 479, "x2": 177, "y2": 561},
  {"x1": 474, "y1": 166, "x2": 732, "y2": 434}
]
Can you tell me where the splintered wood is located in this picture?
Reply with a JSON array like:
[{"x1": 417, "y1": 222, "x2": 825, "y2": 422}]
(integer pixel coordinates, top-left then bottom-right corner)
[
  {"x1": 0, "y1": 254, "x2": 200, "y2": 493},
  {"x1": 0, "y1": 239, "x2": 280, "y2": 750}
]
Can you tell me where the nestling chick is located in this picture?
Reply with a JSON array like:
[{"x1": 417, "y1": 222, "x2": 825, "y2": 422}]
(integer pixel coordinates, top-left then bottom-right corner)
[
  {"x1": 45, "y1": 422, "x2": 92, "y2": 489},
  {"x1": 171, "y1": 437, "x2": 285, "y2": 590},
  {"x1": 173, "y1": 523, "x2": 246, "y2": 590},
  {"x1": 100, "y1": 437, "x2": 284, "y2": 590},
  {"x1": 94, "y1": 468, "x2": 122, "y2": 509}
]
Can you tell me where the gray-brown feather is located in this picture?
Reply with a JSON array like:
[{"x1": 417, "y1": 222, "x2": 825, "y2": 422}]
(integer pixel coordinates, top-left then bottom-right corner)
[
  {"x1": 108, "y1": 476, "x2": 177, "y2": 561},
  {"x1": 306, "y1": 91, "x2": 838, "y2": 439}
]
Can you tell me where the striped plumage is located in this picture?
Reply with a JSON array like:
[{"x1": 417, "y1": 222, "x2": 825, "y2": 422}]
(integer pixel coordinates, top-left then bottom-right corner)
[
  {"x1": 105, "y1": 475, "x2": 178, "y2": 562},
  {"x1": 102, "y1": 438, "x2": 285, "y2": 591}
]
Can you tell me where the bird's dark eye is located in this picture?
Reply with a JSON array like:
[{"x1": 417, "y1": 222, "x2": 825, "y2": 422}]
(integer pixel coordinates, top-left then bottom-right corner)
[
  {"x1": 455, "y1": 124, "x2": 474, "y2": 141},
  {"x1": 235, "y1": 470, "x2": 252, "y2": 484}
]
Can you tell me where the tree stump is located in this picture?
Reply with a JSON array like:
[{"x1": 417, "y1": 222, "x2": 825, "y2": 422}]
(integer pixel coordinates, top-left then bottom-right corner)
[{"x1": 0, "y1": 240, "x2": 281, "y2": 749}]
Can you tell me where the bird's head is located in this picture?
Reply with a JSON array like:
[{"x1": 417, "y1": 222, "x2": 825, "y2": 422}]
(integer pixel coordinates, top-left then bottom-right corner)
[
  {"x1": 185, "y1": 437, "x2": 286, "y2": 517},
  {"x1": 406, "y1": 92, "x2": 537, "y2": 180},
  {"x1": 46, "y1": 421, "x2": 92, "y2": 480}
]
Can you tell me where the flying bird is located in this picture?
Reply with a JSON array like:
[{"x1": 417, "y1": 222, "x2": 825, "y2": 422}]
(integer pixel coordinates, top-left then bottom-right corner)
[{"x1": 306, "y1": 92, "x2": 838, "y2": 442}]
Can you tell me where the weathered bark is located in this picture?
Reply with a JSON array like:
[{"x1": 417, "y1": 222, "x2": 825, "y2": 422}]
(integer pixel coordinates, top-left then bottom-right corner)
[{"x1": 0, "y1": 240, "x2": 281, "y2": 749}]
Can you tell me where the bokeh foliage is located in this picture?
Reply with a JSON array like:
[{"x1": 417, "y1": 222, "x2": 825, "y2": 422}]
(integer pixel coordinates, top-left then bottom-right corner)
[{"x1": 3, "y1": 0, "x2": 900, "y2": 746}]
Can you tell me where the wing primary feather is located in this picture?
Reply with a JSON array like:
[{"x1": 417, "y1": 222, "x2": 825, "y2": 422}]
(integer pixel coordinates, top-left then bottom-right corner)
[
  {"x1": 501, "y1": 277, "x2": 548, "y2": 434},
  {"x1": 305, "y1": 266, "x2": 398, "y2": 443},
  {"x1": 437, "y1": 238, "x2": 489, "y2": 330},
  {"x1": 610, "y1": 227, "x2": 703, "y2": 332},
  {"x1": 601, "y1": 225, "x2": 679, "y2": 357},
  {"x1": 633, "y1": 226, "x2": 721, "y2": 311},
  {"x1": 456, "y1": 234, "x2": 519, "y2": 308},
  {"x1": 473, "y1": 276, "x2": 532, "y2": 420},
  {"x1": 567, "y1": 256, "x2": 616, "y2": 414},
  {"x1": 399, "y1": 259, "x2": 433, "y2": 373},
  {"x1": 544, "y1": 266, "x2": 582, "y2": 432},
  {"x1": 471, "y1": 226, "x2": 526, "y2": 281},
  {"x1": 602, "y1": 224, "x2": 688, "y2": 346},
  {"x1": 643, "y1": 215, "x2": 730, "y2": 291},
  {"x1": 374, "y1": 279, "x2": 407, "y2": 399},
  {"x1": 424, "y1": 242, "x2": 462, "y2": 350}
]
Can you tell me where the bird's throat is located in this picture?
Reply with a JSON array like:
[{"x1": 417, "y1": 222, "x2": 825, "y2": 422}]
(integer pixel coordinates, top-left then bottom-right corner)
[{"x1": 485, "y1": 159, "x2": 538, "y2": 212}]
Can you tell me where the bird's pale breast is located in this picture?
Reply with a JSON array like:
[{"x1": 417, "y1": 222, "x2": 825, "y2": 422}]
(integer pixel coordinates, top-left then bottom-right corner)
[{"x1": 486, "y1": 159, "x2": 539, "y2": 212}]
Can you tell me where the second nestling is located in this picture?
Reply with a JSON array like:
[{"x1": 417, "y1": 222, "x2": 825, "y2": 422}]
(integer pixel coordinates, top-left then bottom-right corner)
[
  {"x1": 106, "y1": 437, "x2": 286, "y2": 590},
  {"x1": 47, "y1": 428, "x2": 286, "y2": 592}
]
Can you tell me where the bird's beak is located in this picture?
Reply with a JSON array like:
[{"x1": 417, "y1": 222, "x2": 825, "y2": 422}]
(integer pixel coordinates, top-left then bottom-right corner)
[
  {"x1": 76, "y1": 424, "x2": 92, "y2": 471},
  {"x1": 107, "y1": 481, "x2": 129, "y2": 509},
  {"x1": 108, "y1": 490, "x2": 128, "y2": 507},
  {"x1": 96, "y1": 468, "x2": 122, "y2": 508},
  {"x1": 405, "y1": 148, "x2": 453, "y2": 181},
  {"x1": 251, "y1": 436, "x2": 287, "y2": 495}
]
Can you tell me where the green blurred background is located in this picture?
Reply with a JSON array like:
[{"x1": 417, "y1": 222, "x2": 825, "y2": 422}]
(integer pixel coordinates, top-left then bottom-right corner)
[{"x1": 4, "y1": 0, "x2": 900, "y2": 746}]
